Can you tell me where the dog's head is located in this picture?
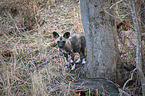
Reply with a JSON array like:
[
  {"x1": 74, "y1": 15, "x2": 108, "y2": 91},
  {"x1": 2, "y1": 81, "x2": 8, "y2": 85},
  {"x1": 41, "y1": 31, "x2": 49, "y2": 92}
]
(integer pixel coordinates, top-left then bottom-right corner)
[{"x1": 53, "y1": 31, "x2": 70, "y2": 48}]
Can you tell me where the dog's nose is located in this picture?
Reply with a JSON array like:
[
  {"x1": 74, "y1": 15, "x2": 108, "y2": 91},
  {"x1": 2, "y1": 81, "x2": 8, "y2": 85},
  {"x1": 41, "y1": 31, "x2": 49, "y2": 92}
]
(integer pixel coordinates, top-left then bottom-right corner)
[{"x1": 59, "y1": 46, "x2": 63, "y2": 48}]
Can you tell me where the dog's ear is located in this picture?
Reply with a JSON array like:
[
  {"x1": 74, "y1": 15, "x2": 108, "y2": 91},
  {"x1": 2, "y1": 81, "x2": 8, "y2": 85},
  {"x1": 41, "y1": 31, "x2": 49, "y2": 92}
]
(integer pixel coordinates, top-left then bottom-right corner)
[
  {"x1": 63, "y1": 32, "x2": 70, "y2": 39},
  {"x1": 53, "y1": 31, "x2": 59, "y2": 39}
]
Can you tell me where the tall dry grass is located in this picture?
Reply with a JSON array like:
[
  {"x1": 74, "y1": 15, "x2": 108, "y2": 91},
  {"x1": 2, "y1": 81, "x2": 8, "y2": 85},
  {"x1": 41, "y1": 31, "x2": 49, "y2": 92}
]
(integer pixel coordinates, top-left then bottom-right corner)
[{"x1": 0, "y1": 0, "x2": 82, "y2": 95}]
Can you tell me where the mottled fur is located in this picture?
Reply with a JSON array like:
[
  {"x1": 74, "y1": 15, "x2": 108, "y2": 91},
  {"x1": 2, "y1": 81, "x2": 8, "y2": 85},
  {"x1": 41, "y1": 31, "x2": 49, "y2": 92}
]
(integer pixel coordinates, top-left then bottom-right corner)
[{"x1": 52, "y1": 31, "x2": 86, "y2": 70}]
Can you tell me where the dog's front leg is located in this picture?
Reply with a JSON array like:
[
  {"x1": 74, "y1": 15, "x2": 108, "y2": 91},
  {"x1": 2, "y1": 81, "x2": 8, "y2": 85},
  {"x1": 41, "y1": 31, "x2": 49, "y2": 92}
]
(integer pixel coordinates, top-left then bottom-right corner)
[
  {"x1": 70, "y1": 53, "x2": 75, "y2": 70},
  {"x1": 75, "y1": 57, "x2": 81, "y2": 64},
  {"x1": 63, "y1": 53, "x2": 69, "y2": 69}
]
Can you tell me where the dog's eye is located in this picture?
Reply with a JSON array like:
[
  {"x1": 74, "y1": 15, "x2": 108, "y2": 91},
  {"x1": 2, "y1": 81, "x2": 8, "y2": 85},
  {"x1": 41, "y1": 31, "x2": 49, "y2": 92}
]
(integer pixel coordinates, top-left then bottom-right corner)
[
  {"x1": 62, "y1": 41, "x2": 65, "y2": 43},
  {"x1": 57, "y1": 41, "x2": 60, "y2": 43}
]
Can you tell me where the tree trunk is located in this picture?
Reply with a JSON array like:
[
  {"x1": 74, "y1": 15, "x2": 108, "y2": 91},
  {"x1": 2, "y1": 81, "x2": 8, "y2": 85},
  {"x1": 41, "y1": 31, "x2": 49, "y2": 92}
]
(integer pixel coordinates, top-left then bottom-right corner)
[{"x1": 80, "y1": 0, "x2": 119, "y2": 81}]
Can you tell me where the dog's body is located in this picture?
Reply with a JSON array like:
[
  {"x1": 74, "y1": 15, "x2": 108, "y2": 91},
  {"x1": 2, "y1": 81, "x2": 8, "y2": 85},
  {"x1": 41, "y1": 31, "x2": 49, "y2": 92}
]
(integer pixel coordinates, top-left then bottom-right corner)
[{"x1": 53, "y1": 31, "x2": 86, "y2": 70}]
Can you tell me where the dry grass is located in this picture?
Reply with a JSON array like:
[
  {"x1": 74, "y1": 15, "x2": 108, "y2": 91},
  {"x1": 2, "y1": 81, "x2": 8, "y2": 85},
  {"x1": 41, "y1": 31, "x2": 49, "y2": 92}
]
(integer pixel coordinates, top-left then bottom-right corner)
[{"x1": 0, "y1": 0, "x2": 82, "y2": 95}]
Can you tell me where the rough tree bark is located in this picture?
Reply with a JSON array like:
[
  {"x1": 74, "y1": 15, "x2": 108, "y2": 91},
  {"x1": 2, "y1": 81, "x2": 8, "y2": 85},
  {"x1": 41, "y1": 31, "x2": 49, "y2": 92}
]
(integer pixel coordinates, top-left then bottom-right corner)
[{"x1": 80, "y1": 0, "x2": 119, "y2": 81}]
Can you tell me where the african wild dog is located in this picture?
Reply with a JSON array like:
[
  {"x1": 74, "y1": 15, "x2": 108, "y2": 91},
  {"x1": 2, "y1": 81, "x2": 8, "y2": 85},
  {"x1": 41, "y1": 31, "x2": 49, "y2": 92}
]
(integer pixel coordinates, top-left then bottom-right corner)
[{"x1": 52, "y1": 31, "x2": 86, "y2": 70}]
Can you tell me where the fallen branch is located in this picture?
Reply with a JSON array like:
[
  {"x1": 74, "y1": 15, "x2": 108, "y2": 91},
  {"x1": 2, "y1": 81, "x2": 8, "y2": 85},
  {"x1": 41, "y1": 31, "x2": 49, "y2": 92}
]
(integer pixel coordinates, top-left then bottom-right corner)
[{"x1": 123, "y1": 68, "x2": 137, "y2": 90}]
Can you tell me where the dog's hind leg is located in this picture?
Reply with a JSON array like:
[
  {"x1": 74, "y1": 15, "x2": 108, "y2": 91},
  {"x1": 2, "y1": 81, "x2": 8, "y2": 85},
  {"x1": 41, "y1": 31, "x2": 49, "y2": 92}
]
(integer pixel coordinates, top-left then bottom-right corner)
[{"x1": 80, "y1": 47, "x2": 86, "y2": 64}]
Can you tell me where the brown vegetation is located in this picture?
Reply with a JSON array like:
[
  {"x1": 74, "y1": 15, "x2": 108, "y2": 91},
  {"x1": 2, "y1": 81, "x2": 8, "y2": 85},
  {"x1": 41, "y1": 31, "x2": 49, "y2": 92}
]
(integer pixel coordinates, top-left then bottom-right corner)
[
  {"x1": 116, "y1": 19, "x2": 131, "y2": 31},
  {"x1": 0, "y1": 0, "x2": 83, "y2": 95}
]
